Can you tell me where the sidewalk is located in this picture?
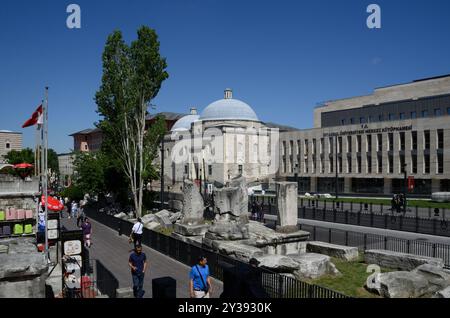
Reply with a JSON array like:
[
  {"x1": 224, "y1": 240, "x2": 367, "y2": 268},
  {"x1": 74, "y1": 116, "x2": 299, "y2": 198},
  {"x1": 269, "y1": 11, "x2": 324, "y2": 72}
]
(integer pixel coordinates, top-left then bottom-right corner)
[{"x1": 60, "y1": 217, "x2": 223, "y2": 298}]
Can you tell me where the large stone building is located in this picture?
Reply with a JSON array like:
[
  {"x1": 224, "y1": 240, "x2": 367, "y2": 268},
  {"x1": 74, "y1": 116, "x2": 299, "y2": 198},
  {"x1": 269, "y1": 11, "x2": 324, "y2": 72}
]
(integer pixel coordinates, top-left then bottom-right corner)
[
  {"x1": 70, "y1": 128, "x2": 103, "y2": 153},
  {"x1": 0, "y1": 130, "x2": 22, "y2": 163},
  {"x1": 159, "y1": 89, "x2": 294, "y2": 191},
  {"x1": 279, "y1": 74, "x2": 450, "y2": 196}
]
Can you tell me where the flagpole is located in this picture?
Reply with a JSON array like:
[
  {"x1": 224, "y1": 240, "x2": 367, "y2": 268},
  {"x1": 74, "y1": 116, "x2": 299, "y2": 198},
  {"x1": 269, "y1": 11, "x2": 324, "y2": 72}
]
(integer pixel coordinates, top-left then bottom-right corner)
[{"x1": 43, "y1": 87, "x2": 49, "y2": 263}]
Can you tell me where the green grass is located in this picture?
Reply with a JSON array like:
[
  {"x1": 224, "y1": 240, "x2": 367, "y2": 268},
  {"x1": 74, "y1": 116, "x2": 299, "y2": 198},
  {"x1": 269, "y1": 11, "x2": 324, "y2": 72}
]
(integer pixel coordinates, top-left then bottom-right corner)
[
  {"x1": 304, "y1": 197, "x2": 450, "y2": 209},
  {"x1": 304, "y1": 255, "x2": 393, "y2": 298}
]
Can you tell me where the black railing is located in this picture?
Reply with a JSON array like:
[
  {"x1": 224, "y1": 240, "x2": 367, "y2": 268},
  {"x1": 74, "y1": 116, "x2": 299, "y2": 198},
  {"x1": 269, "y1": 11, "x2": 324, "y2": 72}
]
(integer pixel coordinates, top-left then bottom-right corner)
[
  {"x1": 298, "y1": 223, "x2": 450, "y2": 269},
  {"x1": 85, "y1": 207, "x2": 349, "y2": 298},
  {"x1": 96, "y1": 259, "x2": 119, "y2": 298},
  {"x1": 296, "y1": 205, "x2": 450, "y2": 237}
]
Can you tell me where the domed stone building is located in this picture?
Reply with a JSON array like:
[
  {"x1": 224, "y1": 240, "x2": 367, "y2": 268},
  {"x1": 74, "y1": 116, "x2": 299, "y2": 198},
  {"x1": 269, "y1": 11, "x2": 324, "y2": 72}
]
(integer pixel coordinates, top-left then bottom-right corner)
[{"x1": 159, "y1": 89, "x2": 280, "y2": 192}]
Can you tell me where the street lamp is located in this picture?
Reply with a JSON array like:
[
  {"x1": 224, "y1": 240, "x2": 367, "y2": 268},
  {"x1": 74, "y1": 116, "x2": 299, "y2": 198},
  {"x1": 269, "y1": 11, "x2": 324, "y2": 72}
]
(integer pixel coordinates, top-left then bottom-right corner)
[
  {"x1": 402, "y1": 163, "x2": 407, "y2": 213},
  {"x1": 160, "y1": 137, "x2": 165, "y2": 210}
]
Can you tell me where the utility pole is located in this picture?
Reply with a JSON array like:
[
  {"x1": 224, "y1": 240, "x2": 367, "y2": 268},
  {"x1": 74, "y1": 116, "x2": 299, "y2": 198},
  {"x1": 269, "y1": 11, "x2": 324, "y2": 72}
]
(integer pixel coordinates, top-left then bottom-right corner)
[
  {"x1": 335, "y1": 134, "x2": 339, "y2": 200},
  {"x1": 160, "y1": 137, "x2": 165, "y2": 210},
  {"x1": 403, "y1": 163, "x2": 407, "y2": 213}
]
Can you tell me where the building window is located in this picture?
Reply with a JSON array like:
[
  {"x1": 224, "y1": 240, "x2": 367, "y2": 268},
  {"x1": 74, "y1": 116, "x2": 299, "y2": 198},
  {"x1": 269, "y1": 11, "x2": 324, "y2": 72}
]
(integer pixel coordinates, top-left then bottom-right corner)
[
  {"x1": 435, "y1": 108, "x2": 442, "y2": 116},
  {"x1": 208, "y1": 165, "x2": 212, "y2": 176},
  {"x1": 424, "y1": 130, "x2": 430, "y2": 150},
  {"x1": 412, "y1": 155, "x2": 417, "y2": 174},
  {"x1": 356, "y1": 135, "x2": 361, "y2": 153},
  {"x1": 399, "y1": 132, "x2": 405, "y2": 151},
  {"x1": 422, "y1": 110, "x2": 428, "y2": 118},
  {"x1": 289, "y1": 140, "x2": 293, "y2": 155},
  {"x1": 411, "y1": 111, "x2": 417, "y2": 119},
  {"x1": 341, "y1": 119, "x2": 346, "y2": 125},
  {"x1": 438, "y1": 153, "x2": 444, "y2": 174},
  {"x1": 320, "y1": 158, "x2": 325, "y2": 174},
  {"x1": 350, "y1": 118, "x2": 354, "y2": 124},
  {"x1": 367, "y1": 155, "x2": 372, "y2": 174},
  {"x1": 238, "y1": 165, "x2": 243, "y2": 175},
  {"x1": 366, "y1": 135, "x2": 372, "y2": 153},
  {"x1": 347, "y1": 156, "x2": 352, "y2": 173},
  {"x1": 377, "y1": 134, "x2": 382, "y2": 152},
  {"x1": 357, "y1": 156, "x2": 362, "y2": 173},
  {"x1": 312, "y1": 158, "x2": 316, "y2": 174},
  {"x1": 437, "y1": 129, "x2": 444, "y2": 149},
  {"x1": 388, "y1": 133, "x2": 393, "y2": 151},
  {"x1": 338, "y1": 157, "x2": 342, "y2": 174},
  {"x1": 399, "y1": 154, "x2": 405, "y2": 174},
  {"x1": 368, "y1": 116, "x2": 373, "y2": 123},
  {"x1": 360, "y1": 117, "x2": 366, "y2": 124},
  {"x1": 388, "y1": 155, "x2": 394, "y2": 174},
  {"x1": 329, "y1": 157, "x2": 334, "y2": 173},
  {"x1": 282, "y1": 141, "x2": 286, "y2": 156},
  {"x1": 312, "y1": 139, "x2": 316, "y2": 155},
  {"x1": 399, "y1": 113, "x2": 405, "y2": 120},
  {"x1": 447, "y1": 107, "x2": 450, "y2": 115},
  {"x1": 5, "y1": 141, "x2": 10, "y2": 149},
  {"x1": 184, "y1": 164, "x2": 189, "y2": 174},
  {"x1": 320, "y1": 138, "x2": 324, "y2": 154},
  {"x1": 379, "y1": 114, "x2": 384, "y2": 122},
  {"x1": 389, "y1": 113, "x2": 395, "y2": 121},
  {"x1": 338, "y1": 137, "x2": 342, "y2": 153},
  {"x1": 328, "y1": 137, "x2": 333, "y2": 153},
  {"x1": 304, "y1": 158, "x2": 308, "y2": 174},
  {"x1": 377, "y1": 155, "x2": 382, "y2": 174},
  {"x1": 424, "y1": 154, "x2": 430, "y2": 174},
  {"x1": 304, "y1": 139, "x2": 308, "y2": 155},
  {"x1": 412, "y1": 131, "x2": 417, "y2": 150},
  {"x1": 297, "y1": 140, "x2": 301, "y2": 155},
  {"x1": 347, "y1": 136, "x2": 352, "y2": 153}
]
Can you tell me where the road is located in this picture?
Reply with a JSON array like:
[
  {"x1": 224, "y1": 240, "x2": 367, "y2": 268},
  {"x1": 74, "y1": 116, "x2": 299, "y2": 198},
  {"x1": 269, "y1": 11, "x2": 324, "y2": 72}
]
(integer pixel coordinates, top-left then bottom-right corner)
[
  {"x1": 60, "y1": 216, "x2": 223, "y2": 298},
  {"x1": 264, "y1": 214, "x2": 450, "y2": 245}
]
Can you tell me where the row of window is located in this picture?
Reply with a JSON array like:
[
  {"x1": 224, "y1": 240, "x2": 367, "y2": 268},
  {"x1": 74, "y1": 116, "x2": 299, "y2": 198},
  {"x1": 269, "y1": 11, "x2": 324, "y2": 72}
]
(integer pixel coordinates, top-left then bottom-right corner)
[
  {"x1": 282, "y1": 152, "x2": 444, "y2": 175},
  {"x1": 183, "y1": 164, "x2": 243, "y2": 177},
  {"x1": 340, "y1": 107, "x2": 450, "y2": 125},
  {"x1": 282, "y1": 130, "x2": 444, "y2": 156}
]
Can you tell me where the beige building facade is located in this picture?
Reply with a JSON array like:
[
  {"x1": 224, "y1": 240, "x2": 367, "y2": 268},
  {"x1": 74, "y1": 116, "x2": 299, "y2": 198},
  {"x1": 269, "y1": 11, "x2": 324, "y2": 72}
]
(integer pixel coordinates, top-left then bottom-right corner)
[
  {"x1": 0, "y1": 130, "x2": 22, "y2": 163},
  {"x1": 280, "y1": 75, "x2": 450, "y2": 196}
]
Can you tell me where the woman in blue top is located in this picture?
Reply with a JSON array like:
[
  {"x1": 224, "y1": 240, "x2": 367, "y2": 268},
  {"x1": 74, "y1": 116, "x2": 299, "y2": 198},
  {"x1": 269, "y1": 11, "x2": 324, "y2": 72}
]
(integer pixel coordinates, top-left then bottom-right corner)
[{"x1": 189, "y1": 256, "x2": 212, "y2": 298}]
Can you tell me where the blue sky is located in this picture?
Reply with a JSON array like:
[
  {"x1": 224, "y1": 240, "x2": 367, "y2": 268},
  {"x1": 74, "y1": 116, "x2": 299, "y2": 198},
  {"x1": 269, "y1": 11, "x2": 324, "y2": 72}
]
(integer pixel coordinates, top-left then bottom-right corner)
[{"x1": 1, "y1": 0, "x2": 449, "y2": 153}]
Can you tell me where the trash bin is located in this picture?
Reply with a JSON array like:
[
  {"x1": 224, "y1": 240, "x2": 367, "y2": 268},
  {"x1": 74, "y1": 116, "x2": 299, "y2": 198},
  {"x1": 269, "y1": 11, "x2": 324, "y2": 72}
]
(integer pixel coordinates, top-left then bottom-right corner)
[{"x1": 152, "y1": 277, "x2": 176, "y2": 298}]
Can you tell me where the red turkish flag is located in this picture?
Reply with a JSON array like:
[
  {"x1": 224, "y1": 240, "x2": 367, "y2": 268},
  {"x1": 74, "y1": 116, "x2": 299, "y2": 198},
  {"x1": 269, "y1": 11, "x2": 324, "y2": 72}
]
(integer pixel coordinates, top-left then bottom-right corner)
[{"x1": 22, "y1": 104, "x2": 43, "y2": 128}]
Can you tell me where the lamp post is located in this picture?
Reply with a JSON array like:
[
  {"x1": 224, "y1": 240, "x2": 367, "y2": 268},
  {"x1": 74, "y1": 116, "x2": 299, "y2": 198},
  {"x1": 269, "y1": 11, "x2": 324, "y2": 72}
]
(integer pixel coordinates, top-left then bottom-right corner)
[
  {"x1": 402, "y1": 163, "x2": 407, "y2": 213},
  {"x1": 160, "y1": 137, "x2": 165, "y2": 210},
  {"x1": 335, "y1": 134, "x2": 339, "y2": 200}
]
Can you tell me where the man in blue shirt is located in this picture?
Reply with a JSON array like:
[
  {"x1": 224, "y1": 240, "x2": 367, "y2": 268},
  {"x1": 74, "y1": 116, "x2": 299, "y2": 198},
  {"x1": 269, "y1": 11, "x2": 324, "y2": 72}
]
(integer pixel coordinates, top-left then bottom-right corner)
[
  {"x1": 128, "y1": 245, "x2": 148, "y2": 298},
  {"x1": 189, "y1": 256, "x2": 212, "y2": 298}
]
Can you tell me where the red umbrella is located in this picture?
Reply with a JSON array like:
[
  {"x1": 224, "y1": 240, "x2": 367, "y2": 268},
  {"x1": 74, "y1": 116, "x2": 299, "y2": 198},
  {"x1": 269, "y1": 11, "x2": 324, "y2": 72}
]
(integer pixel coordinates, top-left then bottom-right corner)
[
  {"x1": 41, "y1": 195, "x2": 64, "y2": 212},
  {"x1": 14, "y1": 163, "x2": 34, "y2": 169}
]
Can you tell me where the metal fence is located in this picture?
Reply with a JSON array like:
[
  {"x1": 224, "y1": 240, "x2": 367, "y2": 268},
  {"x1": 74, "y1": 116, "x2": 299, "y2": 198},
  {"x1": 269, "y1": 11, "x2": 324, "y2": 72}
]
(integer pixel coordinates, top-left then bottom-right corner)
[
  {"x1": 296, "y1": 205, "x2": 450, "y2": 237},
  {"x1": 297, "y1": 223, "x2": 450, "y2": 269},
  {"x1": 85, "y1": 207, "x2": 349, "y2": 298},
  {"x1": 96, "y1": 259, "x2": 119, "y2": 298}
]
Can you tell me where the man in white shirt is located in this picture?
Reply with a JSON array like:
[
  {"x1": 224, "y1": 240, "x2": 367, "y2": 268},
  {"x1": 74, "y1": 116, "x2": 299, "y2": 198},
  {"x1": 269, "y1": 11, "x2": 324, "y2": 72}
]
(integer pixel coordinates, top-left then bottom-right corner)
[{"x1": 130, "y1": 218, "x2": 144, "y2": 249}]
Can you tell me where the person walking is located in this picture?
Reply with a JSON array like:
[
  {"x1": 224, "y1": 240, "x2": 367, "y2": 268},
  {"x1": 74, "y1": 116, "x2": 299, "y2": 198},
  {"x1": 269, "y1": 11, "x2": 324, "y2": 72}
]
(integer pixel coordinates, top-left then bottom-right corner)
[
  {"x1": 189, "y1": 256, "x2": 212, "y2": 298},
  {"x1": 76, "y1": 202, "x2": 86, "y2": 227},
  {"x1": 257, "y1": 202, "x2": 264, "y2": 222},
  {"x1": 71, "y1": 201, "x2": 78, "y2": 219},
  {"x1": 130, "y1": 218, "x2": 144, "y2": 249},
  {"x1": 128, "y1": 245, "x2": 147, "y2": 298},
  {"x1": 80, "y1": 218, "x2": 92, "y2": 248}
]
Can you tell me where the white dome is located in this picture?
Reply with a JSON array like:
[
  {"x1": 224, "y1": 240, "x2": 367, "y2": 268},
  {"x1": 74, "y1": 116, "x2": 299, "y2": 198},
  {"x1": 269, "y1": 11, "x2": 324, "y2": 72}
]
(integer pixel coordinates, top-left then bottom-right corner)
[
  {"x1": 200, "y1": 98, "x2": 259, "y2": 121},
  {"x1": 171, "y1": 114, "x2": 200, "y2": 131}
]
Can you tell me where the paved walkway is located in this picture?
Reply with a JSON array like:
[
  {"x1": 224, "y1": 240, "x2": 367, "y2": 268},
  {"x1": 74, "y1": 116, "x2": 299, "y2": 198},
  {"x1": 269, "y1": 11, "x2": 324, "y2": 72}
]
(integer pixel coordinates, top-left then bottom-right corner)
[{"x1": 60, "y1": 216, "x2": 223, "y2": 298}]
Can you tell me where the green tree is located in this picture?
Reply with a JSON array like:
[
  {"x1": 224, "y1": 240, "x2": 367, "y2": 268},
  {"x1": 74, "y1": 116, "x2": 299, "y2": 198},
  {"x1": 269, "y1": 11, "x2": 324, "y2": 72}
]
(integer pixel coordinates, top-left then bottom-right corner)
[
  {"x1": 4, "y1": 148, "x2": 34, "y2": 165},
  {"x1": 72, "y1": 151, "x2": 106, "y2": 197},
  {"x1": 95, "y1": 26, "x2": 168, "y2": 217}
]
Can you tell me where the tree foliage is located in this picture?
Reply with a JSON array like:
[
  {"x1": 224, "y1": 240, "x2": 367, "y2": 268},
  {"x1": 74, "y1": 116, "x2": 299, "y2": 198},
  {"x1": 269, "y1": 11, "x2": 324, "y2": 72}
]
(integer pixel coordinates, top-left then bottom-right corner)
[
  {"x1": 95, "y1": 26, "x2": 168, "y2": 217},
  {"x1": 4, "y1": 148, "x2": 59, "y2": 176}
]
